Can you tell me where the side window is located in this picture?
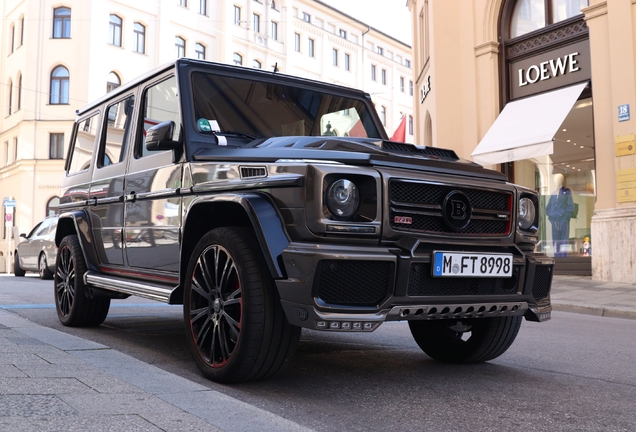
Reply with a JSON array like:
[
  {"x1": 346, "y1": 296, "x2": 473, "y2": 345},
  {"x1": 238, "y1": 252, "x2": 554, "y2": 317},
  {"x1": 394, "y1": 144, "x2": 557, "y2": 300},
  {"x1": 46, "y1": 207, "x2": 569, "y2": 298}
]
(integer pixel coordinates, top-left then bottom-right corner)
[
  {"x1": 139, "y1": 76, "x2": 179, "y2": 158},
  {"x1": 68, "y1": 112, "x2": 100, "y2": 174},
  {"x1": 101, "y1": 95, "x2": 135, "y2": 167}
]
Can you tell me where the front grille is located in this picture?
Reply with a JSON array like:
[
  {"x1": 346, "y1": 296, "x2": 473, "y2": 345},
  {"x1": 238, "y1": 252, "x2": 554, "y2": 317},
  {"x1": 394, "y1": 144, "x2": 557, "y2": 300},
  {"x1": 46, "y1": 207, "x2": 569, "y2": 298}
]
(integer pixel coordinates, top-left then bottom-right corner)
[
  {"x1": 531, "y1": 265, "x2": 552, "y2": 300},
  {"x1": 381, "y1": 141, "x2": 458, "y2": 160},
  {"x1": 408, "y1": 263, "x2": 520, "y2": 296},
  {"x1": 315, "y1": 260, "x2": 393, "y2": 306},
  {"x1": 389, "y1": 180, "x2": 511, "y2": 236}
]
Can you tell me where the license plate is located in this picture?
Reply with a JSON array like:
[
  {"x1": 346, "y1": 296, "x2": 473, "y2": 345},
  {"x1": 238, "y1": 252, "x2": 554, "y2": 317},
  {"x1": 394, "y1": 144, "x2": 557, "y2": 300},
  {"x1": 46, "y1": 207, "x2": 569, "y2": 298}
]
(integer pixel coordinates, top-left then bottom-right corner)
[{"x1": 433, "y1": 251, "x2": 513, "y2": 277}]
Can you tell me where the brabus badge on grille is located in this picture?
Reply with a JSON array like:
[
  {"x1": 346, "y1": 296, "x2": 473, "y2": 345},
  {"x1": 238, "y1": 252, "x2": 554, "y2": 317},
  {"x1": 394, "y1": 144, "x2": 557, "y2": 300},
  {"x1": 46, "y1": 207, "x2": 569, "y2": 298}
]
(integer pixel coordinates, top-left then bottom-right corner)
[{"x1": 394, "y1": 216, "x2": 412, "y2": 224}]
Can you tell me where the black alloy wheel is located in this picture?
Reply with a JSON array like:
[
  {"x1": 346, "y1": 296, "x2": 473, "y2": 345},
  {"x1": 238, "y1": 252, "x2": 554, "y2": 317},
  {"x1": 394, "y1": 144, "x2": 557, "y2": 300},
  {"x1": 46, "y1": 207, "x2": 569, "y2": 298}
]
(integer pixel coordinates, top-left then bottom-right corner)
[
  {"x1": 54, "y1": 235, "x2": 110, "y2": 327},
  {"x1": 408, "y1": 316, "x2": 522, "y2": 363},
  {"x1": 184, "y1": 227, "x2": 300, "y2": 383}
]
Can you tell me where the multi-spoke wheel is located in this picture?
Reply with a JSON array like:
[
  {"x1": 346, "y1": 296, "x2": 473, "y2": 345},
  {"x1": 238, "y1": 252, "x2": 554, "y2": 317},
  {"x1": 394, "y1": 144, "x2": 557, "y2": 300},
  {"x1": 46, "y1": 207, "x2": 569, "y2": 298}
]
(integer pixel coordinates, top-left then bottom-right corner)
[
  {"x1": 39, "y1": 253, "x2": 53, "y2": 280},
  {"x1": 184, "y1": 227, "x2": 300, "y2": 383},
  {"x1": 408, "y1": 316, "x2": 522, "y2": 363},
  {"x1": 13, "y1": 252, "x2": 25, "y2": 277},
  {"x1": 54, "y1": 235, "x2": 110, "y2": 327}
]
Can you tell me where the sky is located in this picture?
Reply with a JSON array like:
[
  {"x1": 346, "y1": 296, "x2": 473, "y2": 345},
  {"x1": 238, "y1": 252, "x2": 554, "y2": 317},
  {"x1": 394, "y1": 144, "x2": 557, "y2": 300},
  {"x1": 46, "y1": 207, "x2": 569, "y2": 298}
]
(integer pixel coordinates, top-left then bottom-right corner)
[{"x1": 319, "y1": 0, "x2": 413, "y2": 45}]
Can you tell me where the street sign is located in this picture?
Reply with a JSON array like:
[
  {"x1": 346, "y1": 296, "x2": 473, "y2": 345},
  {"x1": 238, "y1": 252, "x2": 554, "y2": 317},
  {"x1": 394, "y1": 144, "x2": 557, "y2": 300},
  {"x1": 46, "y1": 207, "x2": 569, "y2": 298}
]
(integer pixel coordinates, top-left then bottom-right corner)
[
  {"x1": 3, "y1": 199, "x2": 16, "y2": 208},
  {"x1": 5, "y1": 214, "x2": 12, "y2": 223},
  {"x1": 619, "y1": 104, "x2": 630, "y2": 122}
]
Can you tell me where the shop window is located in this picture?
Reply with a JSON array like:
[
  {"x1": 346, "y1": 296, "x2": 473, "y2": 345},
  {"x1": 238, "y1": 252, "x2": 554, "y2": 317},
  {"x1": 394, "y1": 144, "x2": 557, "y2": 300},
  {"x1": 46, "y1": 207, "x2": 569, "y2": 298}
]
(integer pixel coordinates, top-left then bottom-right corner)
[{"x1": 511, "y1": 0, "x2": 589, "y2": 38}]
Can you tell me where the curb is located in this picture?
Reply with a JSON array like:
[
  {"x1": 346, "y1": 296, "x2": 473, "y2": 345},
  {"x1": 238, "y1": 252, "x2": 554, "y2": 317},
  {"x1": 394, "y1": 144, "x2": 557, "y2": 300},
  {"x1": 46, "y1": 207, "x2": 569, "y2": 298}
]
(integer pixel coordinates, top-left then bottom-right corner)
[{"x1": 552, "y1": 302, "x2": 636, "y2": 320}]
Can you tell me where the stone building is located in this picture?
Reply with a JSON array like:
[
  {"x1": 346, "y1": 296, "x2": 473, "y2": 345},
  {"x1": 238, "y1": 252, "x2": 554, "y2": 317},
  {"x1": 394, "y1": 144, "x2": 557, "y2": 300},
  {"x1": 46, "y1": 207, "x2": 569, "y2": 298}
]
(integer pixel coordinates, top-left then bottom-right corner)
[{"x1": 408, "y1": 0, "x2": 636, "y2": 282}]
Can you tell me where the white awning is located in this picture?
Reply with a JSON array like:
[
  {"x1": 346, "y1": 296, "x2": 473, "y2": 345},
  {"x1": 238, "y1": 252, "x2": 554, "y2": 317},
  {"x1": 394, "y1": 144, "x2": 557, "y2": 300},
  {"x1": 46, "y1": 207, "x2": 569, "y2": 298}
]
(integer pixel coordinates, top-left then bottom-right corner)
[{"x1": 472, "y1": 82, "x2": 588, "y2": 166}]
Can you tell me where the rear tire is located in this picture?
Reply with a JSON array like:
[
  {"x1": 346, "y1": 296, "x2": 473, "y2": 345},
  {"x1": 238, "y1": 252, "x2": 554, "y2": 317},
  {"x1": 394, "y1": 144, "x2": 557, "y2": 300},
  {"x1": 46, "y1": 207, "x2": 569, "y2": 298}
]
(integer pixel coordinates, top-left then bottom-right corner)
[
  {"x1": 13, "y1": 252, "x2": 25, "y2": 277},
  {"x1": 409, "y1": 316, "x2": 522, "y2": 363},
  {"x1": 54, "y1": 235, "x2": 110, "y2": 327},
  {"x1": 39, "y1": 253, "x2": 53, "y2": 280},
  {"x1": 184, "y1": 227, "x2": 300, "y2": 383}
]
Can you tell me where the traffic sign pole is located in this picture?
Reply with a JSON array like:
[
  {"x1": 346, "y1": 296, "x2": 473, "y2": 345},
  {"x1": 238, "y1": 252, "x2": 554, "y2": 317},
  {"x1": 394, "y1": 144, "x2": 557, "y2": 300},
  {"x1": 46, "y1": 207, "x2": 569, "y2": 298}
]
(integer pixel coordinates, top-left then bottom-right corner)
[{"x1": 4, "y1": 197, "x2": 15, "y2": 275}]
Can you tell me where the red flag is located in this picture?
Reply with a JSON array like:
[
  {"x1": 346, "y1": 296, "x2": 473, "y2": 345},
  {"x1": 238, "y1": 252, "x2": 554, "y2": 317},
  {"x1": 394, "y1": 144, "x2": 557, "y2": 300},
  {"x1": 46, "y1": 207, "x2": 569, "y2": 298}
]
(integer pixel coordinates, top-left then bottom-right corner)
[
  {"x1": 348, "y1": 119, "x2": 367, "y2": 138},
  {"x1": 390, "y1": 115, "x2": 406, "y2": 142}
]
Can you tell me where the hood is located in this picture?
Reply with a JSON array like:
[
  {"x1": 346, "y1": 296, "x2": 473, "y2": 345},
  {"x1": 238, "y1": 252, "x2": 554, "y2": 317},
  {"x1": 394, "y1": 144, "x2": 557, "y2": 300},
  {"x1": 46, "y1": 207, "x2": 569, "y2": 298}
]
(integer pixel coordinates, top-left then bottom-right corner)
[{"x1": 190, "y1": 136, "x2": 507, "y2": 181}]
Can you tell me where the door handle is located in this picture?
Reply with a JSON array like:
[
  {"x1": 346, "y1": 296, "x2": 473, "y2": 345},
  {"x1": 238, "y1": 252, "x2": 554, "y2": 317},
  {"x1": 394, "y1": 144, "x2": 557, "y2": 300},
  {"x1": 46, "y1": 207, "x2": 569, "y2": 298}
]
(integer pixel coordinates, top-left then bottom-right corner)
[{"x1": 124, "y1": 191, "x2": 137, "y2": 202}]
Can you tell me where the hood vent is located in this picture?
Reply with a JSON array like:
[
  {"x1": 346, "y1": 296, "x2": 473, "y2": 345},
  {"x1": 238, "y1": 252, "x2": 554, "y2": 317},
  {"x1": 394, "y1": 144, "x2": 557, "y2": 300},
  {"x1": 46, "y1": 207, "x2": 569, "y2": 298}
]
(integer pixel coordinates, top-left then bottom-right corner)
[
  {"x1": 382, "y1": 141, "x2": 458, "y2": 160},
  {"x1": 240, "y1": 166, "x2": 268, "y2": 179}
]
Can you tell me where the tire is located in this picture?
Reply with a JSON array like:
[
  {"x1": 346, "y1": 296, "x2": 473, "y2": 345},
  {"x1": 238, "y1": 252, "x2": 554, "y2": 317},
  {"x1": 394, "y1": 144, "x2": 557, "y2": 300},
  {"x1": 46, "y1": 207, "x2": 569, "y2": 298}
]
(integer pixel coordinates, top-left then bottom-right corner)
[
  {"x1": 408, "y1": 316, "x2": 522, "y2": 363},
  {"x1": 39, "y1": 253, "x2": 53, "y2": 280},
  {"x1": 54, "y1": 235, "x2": 110, "y2": 327},
  {"x1": 13, "y1": 252, "x2": 25, "y2": 277},
  {"x1": 184, "y1": 227, "x2": 300, "y2": 383}
]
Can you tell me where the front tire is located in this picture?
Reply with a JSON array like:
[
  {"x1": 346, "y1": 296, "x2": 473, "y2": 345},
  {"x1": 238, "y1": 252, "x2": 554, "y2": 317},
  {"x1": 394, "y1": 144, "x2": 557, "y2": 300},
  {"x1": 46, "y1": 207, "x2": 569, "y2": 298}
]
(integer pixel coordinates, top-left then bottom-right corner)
[
  {"x1": 54, "y1": 235, "x2": 110, "y2": 327},
  {"x1": 184, "y1": 227, "x2": 300, "y2": 383},
  {"x1": 13, "y1": 252, "x2": 25, "y2": 277},
  {"x1": 39, "y1": 253, "x2": 53, "y2": 280},
  {"x1": 409, "y1": 316, "x2": 522, "y2": 363}
]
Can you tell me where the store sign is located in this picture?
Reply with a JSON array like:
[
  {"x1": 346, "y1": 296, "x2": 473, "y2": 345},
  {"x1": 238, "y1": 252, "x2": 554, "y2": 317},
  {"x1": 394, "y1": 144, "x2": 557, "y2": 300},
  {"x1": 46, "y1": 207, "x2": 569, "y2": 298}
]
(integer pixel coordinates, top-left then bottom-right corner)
[
  {"x1": 509, "y1": 39, "x2": 591, "y2": 100},
  {"x1": 518, "y1": 52, "x2": 580, "y2": 87},
  {"x1": 420, "y1": 75, "x2": 432, "y2": 104}
]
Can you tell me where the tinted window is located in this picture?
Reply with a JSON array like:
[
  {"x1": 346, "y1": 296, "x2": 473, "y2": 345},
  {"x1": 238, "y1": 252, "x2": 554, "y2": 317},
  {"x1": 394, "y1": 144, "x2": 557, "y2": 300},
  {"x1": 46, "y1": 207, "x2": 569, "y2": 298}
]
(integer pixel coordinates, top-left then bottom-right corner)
[
  {"x1": 101, "y1": 95, "x2": 135, "y2": 166},
  {"x1": 191, "y1": 73, "x2": 381, "y2": 139},
  {"x1": 68, "y1": 113, "x2": 99, "y2": 174}
]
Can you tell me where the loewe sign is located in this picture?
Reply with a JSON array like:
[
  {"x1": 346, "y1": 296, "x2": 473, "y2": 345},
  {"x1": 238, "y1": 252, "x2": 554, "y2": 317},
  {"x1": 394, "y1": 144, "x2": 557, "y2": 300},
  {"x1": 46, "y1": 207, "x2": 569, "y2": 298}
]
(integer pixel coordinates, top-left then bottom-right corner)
[
  {"x1": 518, "y1": 52, "x2": 580, "y2": 86},
  {"x1": 509, "y1": 39, "x2": 591, "y2": 100}
]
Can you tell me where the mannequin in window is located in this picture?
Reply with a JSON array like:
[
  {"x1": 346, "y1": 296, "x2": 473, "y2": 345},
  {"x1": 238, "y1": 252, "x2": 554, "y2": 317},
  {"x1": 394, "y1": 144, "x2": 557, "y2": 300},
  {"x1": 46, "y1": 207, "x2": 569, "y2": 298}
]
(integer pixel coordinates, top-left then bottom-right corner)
[{"x1": 546, "y1": 173, "x2": 574, "y2": 257}]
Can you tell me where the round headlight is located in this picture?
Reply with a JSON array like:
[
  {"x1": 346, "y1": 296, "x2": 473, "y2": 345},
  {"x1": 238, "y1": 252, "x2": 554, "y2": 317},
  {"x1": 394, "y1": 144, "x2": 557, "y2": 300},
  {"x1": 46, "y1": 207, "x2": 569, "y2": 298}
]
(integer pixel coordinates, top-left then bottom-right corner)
[
  {"x1": 518, "y1": 197, "x2": 536, "y2": 230},
  {"x1": 326, "y1": 179, "x2": 359, "y2": 219}
]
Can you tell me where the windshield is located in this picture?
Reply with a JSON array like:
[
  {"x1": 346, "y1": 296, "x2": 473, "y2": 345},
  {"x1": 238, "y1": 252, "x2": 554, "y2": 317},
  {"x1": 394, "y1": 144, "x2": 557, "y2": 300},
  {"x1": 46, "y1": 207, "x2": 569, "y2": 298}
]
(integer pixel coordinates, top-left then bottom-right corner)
[{"x1": 191, "y1": 72, "x2": 382, "y2": 140}]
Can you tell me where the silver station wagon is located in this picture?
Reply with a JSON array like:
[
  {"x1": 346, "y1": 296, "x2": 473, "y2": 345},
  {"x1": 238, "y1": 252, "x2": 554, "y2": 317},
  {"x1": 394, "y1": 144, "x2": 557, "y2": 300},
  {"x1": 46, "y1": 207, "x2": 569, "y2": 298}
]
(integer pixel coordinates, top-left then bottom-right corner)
[{"x1": 54, "y1": 59, "x2": 554, "y2": 383}]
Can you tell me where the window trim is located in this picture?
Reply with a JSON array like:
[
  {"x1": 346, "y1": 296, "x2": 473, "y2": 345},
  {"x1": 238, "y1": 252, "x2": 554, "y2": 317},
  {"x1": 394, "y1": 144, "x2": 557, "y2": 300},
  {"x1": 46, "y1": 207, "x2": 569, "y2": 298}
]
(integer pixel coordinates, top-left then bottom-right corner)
[
  {"x1": 53, "y1": 7, "x2": 71, "y2": 39},
  {"x1": 109, "y1": 14, "x2": 123, "y2": 47},
  {"x1": 133, "y1": 22, "x2": 146, "y2": 54},
  {"x1": 49, "y1": 133, "x2": 65, "y2": 159},
  {"x1": 50, "y1": 65, "x2": 70, "y2": 105},
  {"x1": 195, "y1": 42, "x2": 206, "y2": 59},
  {"x1": 175, "y1": 36, "x2": 186, "y2": 58}
]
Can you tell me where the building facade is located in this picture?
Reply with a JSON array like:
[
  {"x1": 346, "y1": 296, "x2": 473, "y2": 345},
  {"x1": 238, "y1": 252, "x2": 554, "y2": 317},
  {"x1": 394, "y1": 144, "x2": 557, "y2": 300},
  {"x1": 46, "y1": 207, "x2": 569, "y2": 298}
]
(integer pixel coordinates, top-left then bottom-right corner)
[
  {"x1": 0, "y1": 0, "x2": 413, "y2": 270},
  {"x1": 408, "y1": 0, "x2": 636, "y2": 283}
]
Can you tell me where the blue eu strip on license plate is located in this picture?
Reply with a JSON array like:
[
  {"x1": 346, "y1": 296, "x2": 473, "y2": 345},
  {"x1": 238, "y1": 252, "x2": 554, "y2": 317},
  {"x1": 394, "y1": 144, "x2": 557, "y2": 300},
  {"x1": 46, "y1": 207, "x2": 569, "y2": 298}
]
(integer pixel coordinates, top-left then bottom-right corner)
[{"x1": 433, "y1": 251, "x2": 513, "y2": 277}]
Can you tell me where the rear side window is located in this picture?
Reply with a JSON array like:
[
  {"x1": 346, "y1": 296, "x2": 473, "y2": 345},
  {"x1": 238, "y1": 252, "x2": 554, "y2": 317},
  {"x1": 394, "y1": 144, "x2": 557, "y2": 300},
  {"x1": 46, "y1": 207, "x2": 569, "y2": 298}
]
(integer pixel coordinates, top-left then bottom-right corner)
[
  {"x1": 67, "y1": 113, "x2": 100, "y2": 174},
  {"x1": 100, "y1": 95, "x2": 135, "y2": 166}
]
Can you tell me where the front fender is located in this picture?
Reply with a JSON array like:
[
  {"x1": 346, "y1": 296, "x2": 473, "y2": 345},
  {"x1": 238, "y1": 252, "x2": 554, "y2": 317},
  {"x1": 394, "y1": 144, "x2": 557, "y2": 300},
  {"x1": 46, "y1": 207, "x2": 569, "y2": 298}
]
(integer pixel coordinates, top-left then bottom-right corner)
[{"x1": 183, "y1": 193, "x2": 290, "y2": 279}]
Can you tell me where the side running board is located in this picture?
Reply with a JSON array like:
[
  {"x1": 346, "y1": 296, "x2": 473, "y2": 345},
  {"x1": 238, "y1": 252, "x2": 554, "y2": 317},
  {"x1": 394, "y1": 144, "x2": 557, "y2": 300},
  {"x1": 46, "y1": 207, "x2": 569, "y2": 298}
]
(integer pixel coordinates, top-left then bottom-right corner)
[{"x1": 84, "y1": 271, "x2": 178, "y2": 304}]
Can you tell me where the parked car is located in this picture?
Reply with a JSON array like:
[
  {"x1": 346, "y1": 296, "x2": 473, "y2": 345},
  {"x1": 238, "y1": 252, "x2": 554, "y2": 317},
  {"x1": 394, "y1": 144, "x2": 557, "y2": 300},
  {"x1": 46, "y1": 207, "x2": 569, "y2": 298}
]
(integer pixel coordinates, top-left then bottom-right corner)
[
  {"x1": 54, "y1": 59, "x2": 554, "y2": 383},
  {"x1": 14, "y1": 216, "x2": 58, "y2": 279}
]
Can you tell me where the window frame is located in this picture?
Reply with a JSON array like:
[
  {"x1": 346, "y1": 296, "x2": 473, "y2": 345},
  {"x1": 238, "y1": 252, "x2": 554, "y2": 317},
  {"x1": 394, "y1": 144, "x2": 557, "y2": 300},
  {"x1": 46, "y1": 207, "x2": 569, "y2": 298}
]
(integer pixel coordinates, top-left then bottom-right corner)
[
  {"x1": 344, "y1": 53, "x2": 350, "y2": 71},
  {"x1": 50, "y1": 66, "x2": 70, "y2": 105},
  {"x1": 294, "y1": 33, "x2": 301, "y2": 52},
  {"x1": 234, "y1": 6, "x2": 241, "y2": 25},
  {"x1": 109, "y1": 14, "x2": 123, "y2": 47},
  {"x1": 253, "y1": 13, "x2": 260, "y2": 33},
  {"x1": 133, "y1": 22, "x2": 146, "y2": 54},
  {"x1": 49, "y1": 133, "x2": 65, "y2": 159},
  {"x1": 302, "y1": 12, "x2": 311, "y2": 23},
  {"x1": 175, "y1": 36, "x2": 186, "y2": 58},
  {"x1": 271, "y1": 21, "x2": 278, "y2": 40},
  {"x1": 233, "y1": 52, "x2": 243, "y2": 65},
  {"x1": 332, "y1": 48, "x2": 338, "y2": 66},
  {"x1": 199, "y1": 0, "x2": 207, "y2": 15},
  {"x1": 53, "y1": 7, "x2": 71, "y2": 39},
  {"x1": 195, "y1": 42, "x2": 206, "y2": 59},
  {"x1": 308, "y1": 38, "x2": 315, "y2": 57}
]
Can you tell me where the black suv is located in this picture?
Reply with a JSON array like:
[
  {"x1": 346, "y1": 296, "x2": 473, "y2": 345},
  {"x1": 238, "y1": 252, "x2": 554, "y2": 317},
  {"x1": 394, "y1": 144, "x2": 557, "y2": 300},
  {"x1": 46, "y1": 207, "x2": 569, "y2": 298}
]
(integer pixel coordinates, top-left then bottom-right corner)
[{"x1": 55, "y1": 59, "x2": 553, "y2": 383}]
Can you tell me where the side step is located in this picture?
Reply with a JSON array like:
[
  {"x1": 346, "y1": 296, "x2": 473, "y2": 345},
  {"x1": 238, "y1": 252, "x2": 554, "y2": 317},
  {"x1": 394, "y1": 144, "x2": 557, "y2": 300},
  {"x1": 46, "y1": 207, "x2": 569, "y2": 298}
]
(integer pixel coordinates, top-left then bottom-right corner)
[{"x1": 84, "y1": 271, "x2": 178, "y2": 303}]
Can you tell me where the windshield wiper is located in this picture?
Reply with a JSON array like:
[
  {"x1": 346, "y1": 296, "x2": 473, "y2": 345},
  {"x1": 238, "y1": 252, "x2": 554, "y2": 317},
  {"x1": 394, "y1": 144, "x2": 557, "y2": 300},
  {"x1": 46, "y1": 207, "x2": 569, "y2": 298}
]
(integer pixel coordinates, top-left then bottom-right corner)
[{"x1": 219, "y1": 130, "x2": 258, "y2": 140}]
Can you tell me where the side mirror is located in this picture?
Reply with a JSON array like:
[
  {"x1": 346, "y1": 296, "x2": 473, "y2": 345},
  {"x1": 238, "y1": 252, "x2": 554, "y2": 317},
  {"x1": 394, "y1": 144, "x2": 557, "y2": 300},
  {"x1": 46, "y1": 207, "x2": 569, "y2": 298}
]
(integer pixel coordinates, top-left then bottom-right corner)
[
  {"x1": 20, "y1": 233, "x2": 26, "y2": 238},
  {"x1": 145, "y1": 121, "x2": 181, "y2": 152}
]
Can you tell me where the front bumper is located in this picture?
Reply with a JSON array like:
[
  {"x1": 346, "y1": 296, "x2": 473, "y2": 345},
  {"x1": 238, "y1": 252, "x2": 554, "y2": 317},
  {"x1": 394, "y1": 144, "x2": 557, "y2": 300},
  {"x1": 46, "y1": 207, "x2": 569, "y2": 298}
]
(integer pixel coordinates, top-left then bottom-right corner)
[{"x1": 275, "y1": 241, "x2": 554, "y2": 332}]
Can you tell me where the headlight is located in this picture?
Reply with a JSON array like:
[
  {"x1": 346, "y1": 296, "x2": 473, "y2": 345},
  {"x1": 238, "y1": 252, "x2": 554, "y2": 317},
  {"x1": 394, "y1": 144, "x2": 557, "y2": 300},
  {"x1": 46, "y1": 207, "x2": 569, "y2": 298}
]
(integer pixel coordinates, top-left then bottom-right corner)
[
  {"x1": 518, "y1": 197, "x2": 536, "y2": 230},
  {"x1": 326, "y1": 179, "x2": 359, "y2": 219}
]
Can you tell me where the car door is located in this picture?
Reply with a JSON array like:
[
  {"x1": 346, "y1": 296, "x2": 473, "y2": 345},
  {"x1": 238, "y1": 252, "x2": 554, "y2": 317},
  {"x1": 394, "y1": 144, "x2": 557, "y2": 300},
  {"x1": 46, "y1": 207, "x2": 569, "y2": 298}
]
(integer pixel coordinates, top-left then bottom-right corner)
[
  {"x1": 123, "y1": 74, "x2": 183, "y2": 273},
  {"x1": 88, "y1": 92, "x2": 137, "y2": 267},
  {"x1": 18, "y1": 221, "x2": 44, "y2": 270}
]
